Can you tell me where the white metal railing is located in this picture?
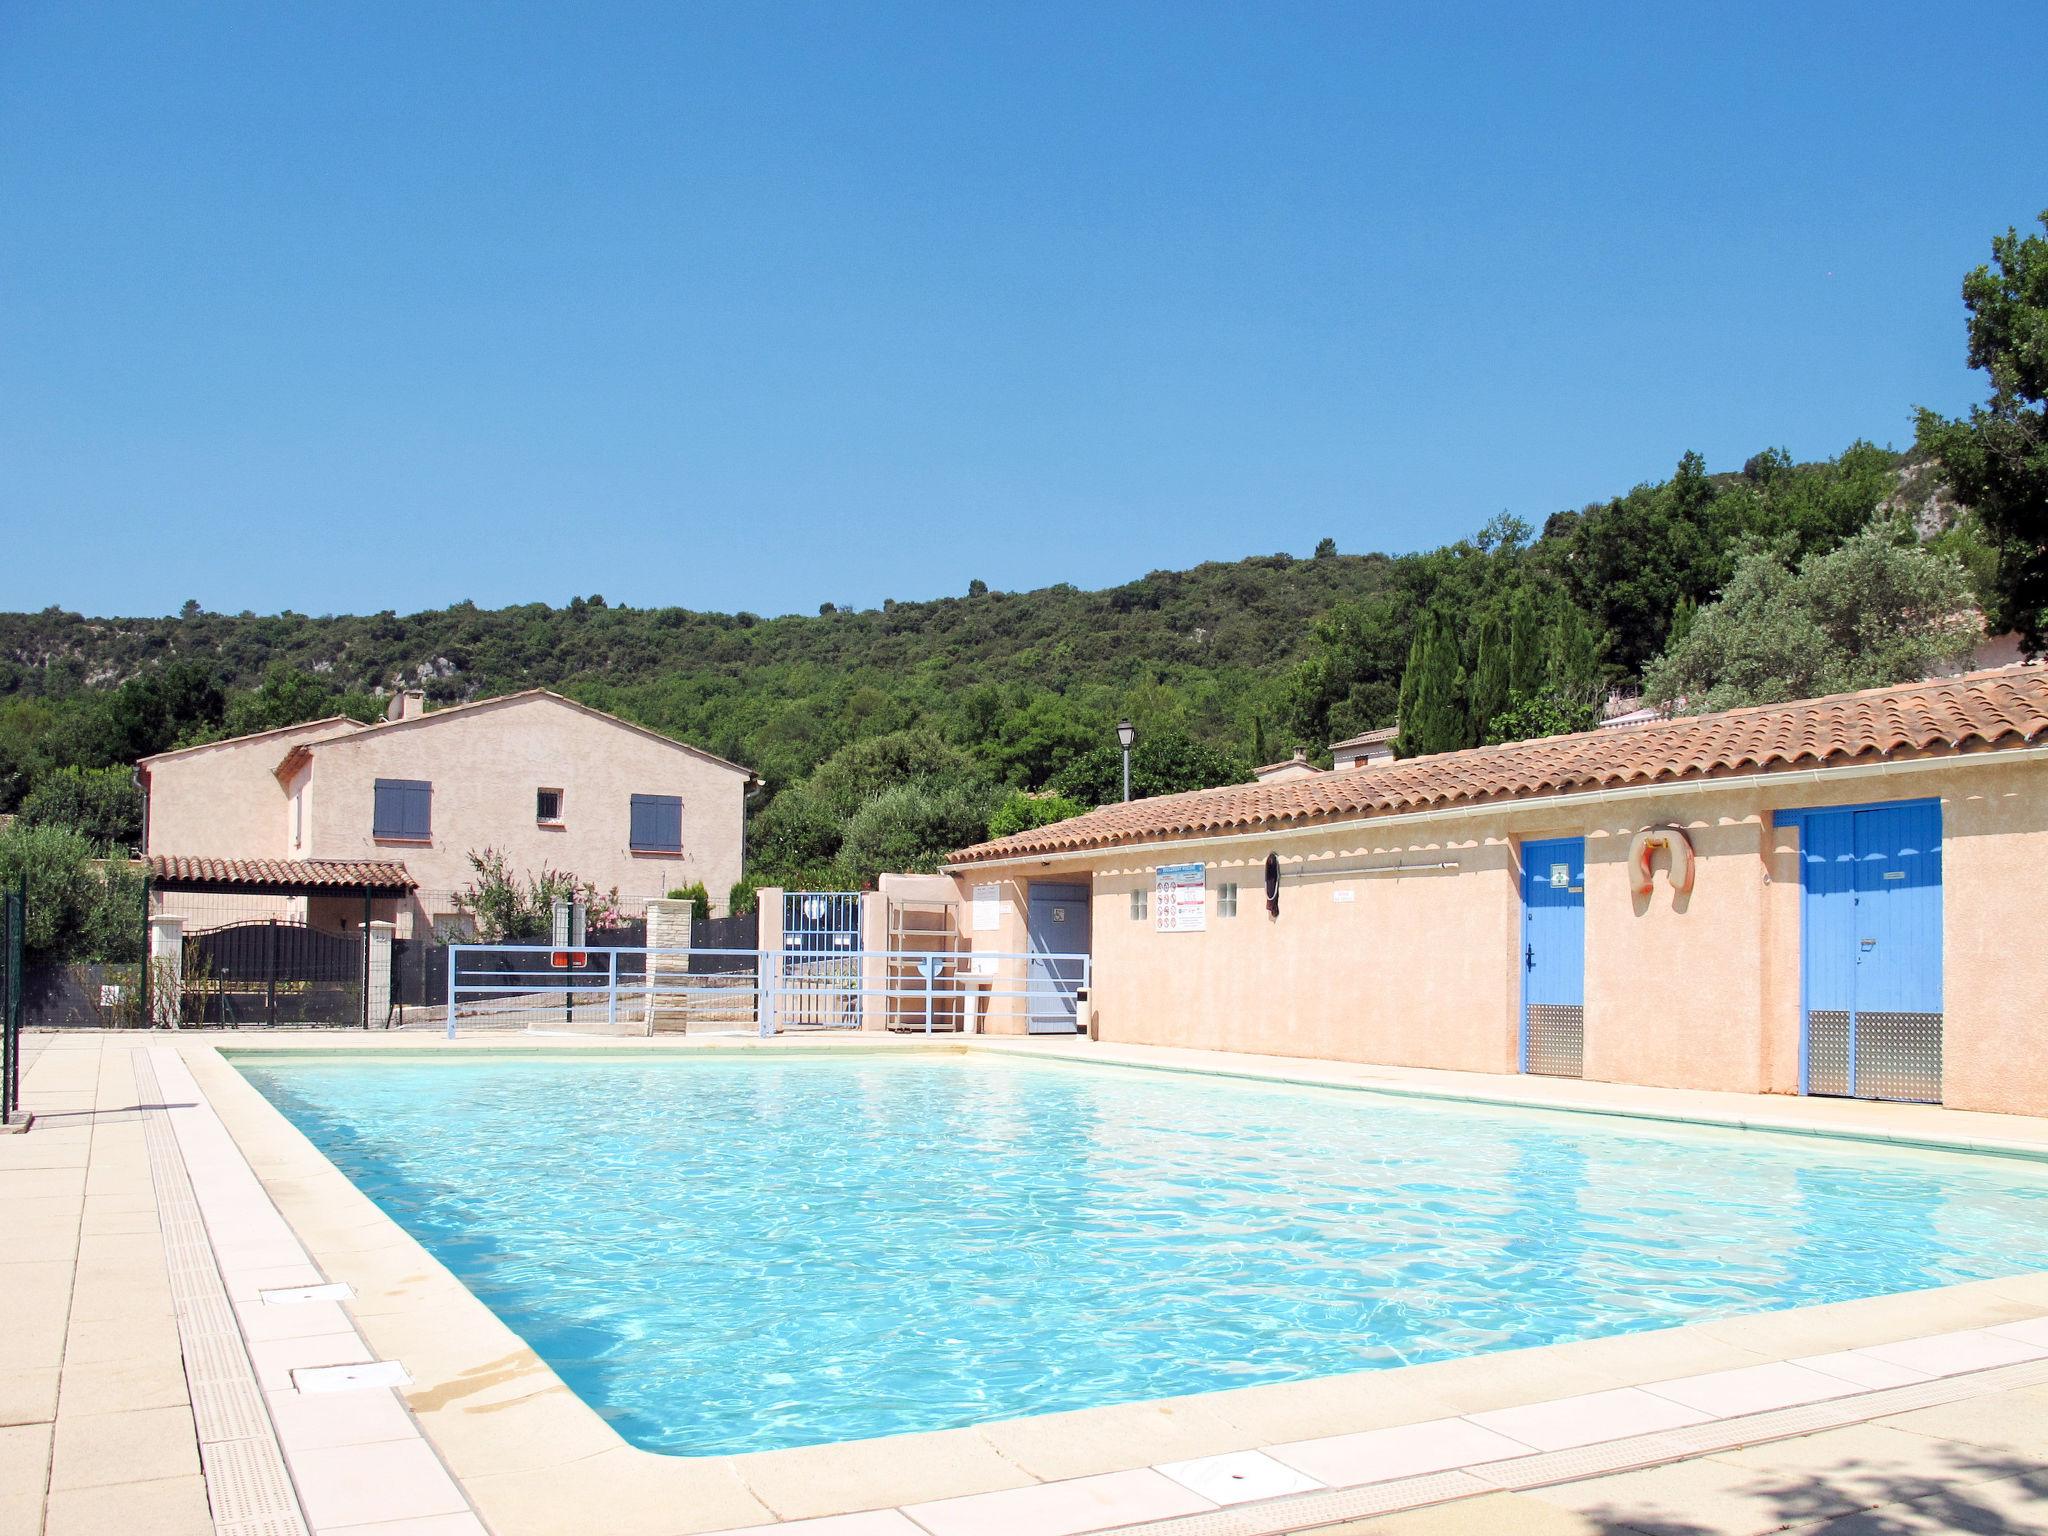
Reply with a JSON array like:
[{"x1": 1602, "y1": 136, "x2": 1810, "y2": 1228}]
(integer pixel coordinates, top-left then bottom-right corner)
[{"x1": 438, "y1": 945, "x2": 1091, "y2": 1038}]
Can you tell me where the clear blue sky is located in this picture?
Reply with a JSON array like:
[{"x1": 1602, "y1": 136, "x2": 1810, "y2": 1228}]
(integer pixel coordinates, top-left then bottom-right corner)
[{"x1": 3, "y1": 2, "x2": 2042, "y2": 620}]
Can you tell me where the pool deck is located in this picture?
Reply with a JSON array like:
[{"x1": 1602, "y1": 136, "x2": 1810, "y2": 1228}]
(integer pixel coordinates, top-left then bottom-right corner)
[{"x1": 7, "y1": 1030, "x2": 2048, "y2": 1536}]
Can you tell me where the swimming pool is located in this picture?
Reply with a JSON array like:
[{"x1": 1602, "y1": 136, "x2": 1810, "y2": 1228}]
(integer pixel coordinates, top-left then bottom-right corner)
[{"x1": 236, "y1": 1051, "x2": 2048, "y2": 1456}]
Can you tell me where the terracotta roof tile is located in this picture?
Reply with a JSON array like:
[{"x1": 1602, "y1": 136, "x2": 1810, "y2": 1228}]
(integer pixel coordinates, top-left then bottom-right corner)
[
  {"x1": 949, "y1": 668, "x2": 2048, "y2": 866},
  {"x1": 148, "y1": 856, "x2": 417, "y2": 890}
]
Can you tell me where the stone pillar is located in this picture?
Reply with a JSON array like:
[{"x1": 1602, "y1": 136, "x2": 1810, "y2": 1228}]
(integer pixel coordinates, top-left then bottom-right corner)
[
  {"x1": 858, "y1": 891, "x2": 889, "y2": 1032},
  {"x1": 755, "y1": 888, "x2": 784, "y2": 1036},
  {"x1": 148, "y1": 915, "x2": 184, "y2": 1029},
  {"x1": 644, "y1": 898, "x2": 693, "y2": 1032},
  {"x1": 365, "y1": 921, "x2": 395, "y2": 1029}
]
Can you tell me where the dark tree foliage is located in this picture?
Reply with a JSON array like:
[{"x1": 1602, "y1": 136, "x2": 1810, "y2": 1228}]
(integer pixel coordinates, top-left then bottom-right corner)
[
  {"x1": 1048, "y1": 732, "x2": 1249, "y2": 806},
  {"x1": 1917, "y1": 210, "x2": 2048, "y2": 656}
]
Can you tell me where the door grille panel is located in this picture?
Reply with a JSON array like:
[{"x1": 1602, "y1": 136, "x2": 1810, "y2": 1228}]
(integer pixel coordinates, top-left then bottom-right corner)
[
  {"x1": 1526, "y1": 1004, "x2": 1584, "y2": 1079},
  {"x1": 1853, "y1": 1010, "x2": 1942, "y2": 1103},
  {"x1": 1807, "y1": 1009, "x2": 1851, "y2": 1098}
]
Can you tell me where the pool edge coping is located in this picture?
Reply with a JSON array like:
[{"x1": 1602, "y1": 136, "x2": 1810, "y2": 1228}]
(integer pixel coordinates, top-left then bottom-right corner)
[{"x1": 183, "y1": 1032, "x2": 2048, "y2": 1535}]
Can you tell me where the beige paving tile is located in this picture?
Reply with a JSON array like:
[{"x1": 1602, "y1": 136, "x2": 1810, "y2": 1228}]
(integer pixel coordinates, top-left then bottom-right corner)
[
  {"x1": 1298, "y1": 1489, "x2": 1605, "y2": 1533},
  {"x1": 702, "y1": 1512, "x2": 928, "y2": 1536},
  {"x1": 41, "y1": 1472, "x2": 213, "y2": 1536},
  {"x1": 0, "y1": 1423, "x2": 52, "y2": 1536},
  {"x1": 973, "y1": 1393, "x2": 1263, "y2": 1481},
  {"x1": 62, "y1": 1310, "x2": 183, "y2": 1367},
  {"x1": 1532, "y1": 1326, "x2": 1773, "y2": 1387},
  {"x1": 1466, "y1": 1388, "x2": 1713, "y2": 1453},
  {"x1": 1268, "y1": 1417, "x2": 1534, "y2": 1488},
  {"x1": 266, "y1": 1384, "x2": 419, "y2": 1450},
  {"x1": 1877, "y1": 1387, "x2": 2048, "y2": 1460},
  {"x1": 1199, "y1": 1369, "x2": 1469, "y2": 1443},
  {"x1": 326, "y1": 1517, "x2": 491, "y2": 1536},
  {"x1": 234, "y1": 1294, "x2": 354, "y2": 1342},
  {"x1": 407, "y1": 1382, "x2": 619, "y2": 1477},
  {"x1": 247, "y1": 1329, "x2": 375, "y2": 1391},
  {"x1": 1640, "y1": 1361, "x2": 1863, "y2": 1418},
  {"x1": 1712, "y1": 1420, "x2": 2024, "y2": 1500},
  {"x1": 466, "y1": 1446, "x2": 777, "y2": 1536},
  {"x1": 1377, "y1": 1346, "x2": 1625, "y2": 1417},
  {"x1": 287, "y1": 1437, "x2": 469, "y2": 1528},
  {"x1": 0, "y1": 1368, "x2": 59, "y2": 1428},
  {"x1": 49, "y1": 1404, "x2": 200, "y2": 1490},
  {"x1": 56, "y1": 1355, "x2": 191, "y2": 1416},
  {"x1": 1793, "y1": 1472, "x2": 2048, "y2": 1534},
  {"x1": 902, "y1": 1466, "x2": 1215, "y2": 1536},
  {"x1": 1529, "y1": 1452, "x2": 1867, "y2": 1534},
  {"x1": 1697, "y1": 1288, "x2": 2040, "y2": 1359},
  {"x1": 1156, "y1": 1447, "x2": 1324, "y2": 1504},
  {"x1": 1793, "y1": 1350, "x2": 1935, "y2": 1390},
  {"x1": 736, "y1": 1427, "x2": 1038, "y2": 1521},
  {"x1": 1857, "y1": 1328, "x2": 2048, "y2": 1378}
]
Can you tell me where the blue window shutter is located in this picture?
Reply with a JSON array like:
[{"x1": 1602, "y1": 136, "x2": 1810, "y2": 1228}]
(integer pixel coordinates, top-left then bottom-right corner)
[
  {"x1": 631, "y1": 794, "x2": 682, "y2": 851},
  {"x1": 374, "y1": 779, "x2": 432, "y2": 840}
]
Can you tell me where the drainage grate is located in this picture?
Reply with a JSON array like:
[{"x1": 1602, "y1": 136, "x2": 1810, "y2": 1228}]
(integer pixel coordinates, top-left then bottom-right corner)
[{"x1": 134, "y1": 1051, "x2": 313, "y2": 1536}]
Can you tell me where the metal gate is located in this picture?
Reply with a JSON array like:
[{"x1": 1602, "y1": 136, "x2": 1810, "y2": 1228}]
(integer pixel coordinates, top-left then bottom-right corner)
[
  {"x1": 1521, "y1": 837, "x2": 1586, "y2": 1078},
  {"x1": 1792, "y1": 800, "x2": 1943, "y2": 1103},
  {"x1": 781, "y1": 892, "x2": 862, "y2": 1028},
  {"x1": 181, "y1": 920, "x2": 367, "y2": 1027}
]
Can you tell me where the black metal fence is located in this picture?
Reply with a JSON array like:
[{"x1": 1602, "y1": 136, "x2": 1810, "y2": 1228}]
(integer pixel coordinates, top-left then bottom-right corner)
[{"x1": 3, "y1": 882, "x2": 24, "y2": 1124}]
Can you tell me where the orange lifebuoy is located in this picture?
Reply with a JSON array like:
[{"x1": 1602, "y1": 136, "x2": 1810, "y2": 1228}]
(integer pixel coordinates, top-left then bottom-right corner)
[{"x1": 1629, "y1": 825, "x2": 1695, "y2": 897}]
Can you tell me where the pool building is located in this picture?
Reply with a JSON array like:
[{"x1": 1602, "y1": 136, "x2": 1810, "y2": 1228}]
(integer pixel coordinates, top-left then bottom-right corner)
[{"x1": 943, "y1": 668, "x2": 2048, "y2": 1117}]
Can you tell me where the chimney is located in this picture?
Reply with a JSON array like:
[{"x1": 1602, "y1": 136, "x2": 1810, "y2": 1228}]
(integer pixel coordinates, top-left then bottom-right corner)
[{"x1": 386, "y1": 690, "x2": 427, "y2": 722}]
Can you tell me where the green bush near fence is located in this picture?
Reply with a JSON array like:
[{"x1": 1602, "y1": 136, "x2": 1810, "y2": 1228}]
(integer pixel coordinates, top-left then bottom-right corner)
[
  {"x1": 0, "y1": 821, "x2": 145, "y2": 965},
  {"x1": 666, "y1": 882, "x2": 711, "y2": 920}
]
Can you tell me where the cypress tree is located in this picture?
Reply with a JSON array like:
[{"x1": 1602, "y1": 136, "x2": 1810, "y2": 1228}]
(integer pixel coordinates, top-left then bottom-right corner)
[
  {"x1": 1468, "y1": 610, "x2": 1510, "y2": 744},
  {"x1": 1506, "y1": 586, "x2": 1547, "y2": 701},
  {"x1": 1547, "y1": 605, "x2": 1603, "y2": 707},
  {"x1": 1396, "y1": 610, "x2": 1469, "y2": 756}
]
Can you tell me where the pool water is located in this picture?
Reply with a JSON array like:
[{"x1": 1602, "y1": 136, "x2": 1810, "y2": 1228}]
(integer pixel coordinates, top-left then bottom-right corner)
[{"x1": 236, "y1": 1052, "x2": 2048, "y2": 1456}]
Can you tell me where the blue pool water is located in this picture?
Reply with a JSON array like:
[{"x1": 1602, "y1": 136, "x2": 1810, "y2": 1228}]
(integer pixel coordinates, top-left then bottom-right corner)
[{"x1": 236, "y1": 1052, "x2": 2048, "y2": 1456}]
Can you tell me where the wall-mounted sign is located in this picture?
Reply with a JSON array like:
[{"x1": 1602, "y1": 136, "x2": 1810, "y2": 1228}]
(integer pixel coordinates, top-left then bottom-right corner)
[
  {"x1": 972, "y1": 883, "x2": 1000, "y2": 932},
  {"x1": 1155, "y1": 863, "x2": 1207, "y2": 933},
  {"x1": 1331, "y1": 889, "x2": 1355, "y2": 903},
  {"x1": 100, "y1": 984, "x2": 124, "y2": 1006},
  {"x1": 1549, "y1": 863, "x2": 1570, "y2": 889}
]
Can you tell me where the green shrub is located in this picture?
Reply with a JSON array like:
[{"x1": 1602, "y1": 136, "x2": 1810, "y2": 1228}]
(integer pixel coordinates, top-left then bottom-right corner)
[
  {"x1": 0, "y1": 822, "x2": 144, "y2": 964},
  {"x1": 666, "y1": 882, "x2": 711, "y2": 920},
  {"x1": 986, "y1": 790, "x2": 1087, "y2": 841},
  {"x1": 18, "y1": 765, "x2": 142, "y2": 852},
  {"x1": 450, "y1": 848, "x2": 624, "y2": 942}
]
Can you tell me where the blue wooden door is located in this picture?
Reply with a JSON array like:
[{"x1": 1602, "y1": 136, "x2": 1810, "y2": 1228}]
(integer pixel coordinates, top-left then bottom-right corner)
[
  {"x1": 1026, "y1": 884, "x2": 1090, "y2": 1034},
  {"x1": 1521, "y1": 837, "x2": 1586, "y2": 1077},
  {"x1": 1798, "y1": 801, "x2": 1942, "y2": 1102}
]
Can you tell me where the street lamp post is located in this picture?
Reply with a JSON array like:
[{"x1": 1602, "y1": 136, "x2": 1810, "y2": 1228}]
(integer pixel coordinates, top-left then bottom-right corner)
[{"x1": 1116, "y1": 719, "x2": 1136, "y2": 803}]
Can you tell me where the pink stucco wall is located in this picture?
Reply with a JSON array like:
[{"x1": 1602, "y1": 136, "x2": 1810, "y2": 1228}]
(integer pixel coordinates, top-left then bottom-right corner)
[
  {"x1": 296, "y1": 695, "x2": 750, "y2": 928},
  {"x1": 953, "y1": 751, "x2": 2048, "y2": 1116},
  {"x1": 142, "y1": 718, "x2": 363, "y2": 861}
]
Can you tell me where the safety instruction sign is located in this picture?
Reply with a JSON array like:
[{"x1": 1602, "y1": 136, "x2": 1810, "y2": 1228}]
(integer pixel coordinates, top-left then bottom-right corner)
[{"x1": 1155, "y1": 863, "x2": 1207, "y2": 933}]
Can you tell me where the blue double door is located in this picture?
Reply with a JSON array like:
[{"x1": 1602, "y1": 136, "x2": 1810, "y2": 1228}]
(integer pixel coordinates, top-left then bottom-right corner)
[
  {"x1": 1521, "y1": 837, "x2": 1587, "y2": 1078},
  {"x1": 1796, "y1": 801, "x2": 1943, "y2": 1103}
]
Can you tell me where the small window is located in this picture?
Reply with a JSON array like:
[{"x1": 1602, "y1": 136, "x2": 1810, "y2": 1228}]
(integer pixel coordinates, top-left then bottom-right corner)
[
  {"x1": 629, "y1": 793, "x2": 683, "y2": 853},
  {"x1": 536, "y1": 788, "x2": 563, "y2": 824},
  {"x1": 1129, "y1": 888, "x2": 1148, "y2": 921},
  {"x1": 1218, "y1": 882, "x2": 1238, "y2": 918},
  {"x1": 372, "y1": 779, "x2": 431, "y2": 841}
]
